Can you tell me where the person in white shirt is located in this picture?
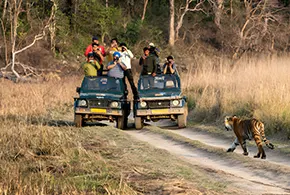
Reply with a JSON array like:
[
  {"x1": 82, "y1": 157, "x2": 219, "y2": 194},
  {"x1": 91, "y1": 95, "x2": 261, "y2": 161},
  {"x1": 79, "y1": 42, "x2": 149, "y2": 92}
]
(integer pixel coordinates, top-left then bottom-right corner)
[{"x1": 119, "y1": 42, "x2": 139, "y2": 100}]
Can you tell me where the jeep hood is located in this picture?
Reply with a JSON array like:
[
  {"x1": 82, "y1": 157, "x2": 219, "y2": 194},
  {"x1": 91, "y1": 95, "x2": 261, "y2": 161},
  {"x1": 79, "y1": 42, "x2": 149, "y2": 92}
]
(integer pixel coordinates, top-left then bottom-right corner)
[
  {"x1": 139, "y1": 89, "x2": 181, "y2": 98},
  {"x1": 79, "y1": 92, "x2": 123, "y2": 100}
]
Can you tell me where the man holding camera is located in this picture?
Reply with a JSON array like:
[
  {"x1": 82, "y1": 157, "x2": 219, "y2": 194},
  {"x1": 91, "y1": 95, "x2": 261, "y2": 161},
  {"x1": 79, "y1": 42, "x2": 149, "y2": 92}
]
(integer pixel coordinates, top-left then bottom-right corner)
[
  {"x1": 119, "y1": 42, "x2": 139, "y2": 100},
  {"x1": 163, "y1": 55, "x2": 176, "y2": 74},
  {"x1": 107, "y1": 52, "x2": 127, "y2": 79},
  {"x1": 84, "y1": 36, "x2": 106, "y2": 57},
  {"x1": 82, "y1": 52, "x2": 101, "y2": 76},
  {"x1": 92, "y1": 42, "x2": 105, "y2": 75}
]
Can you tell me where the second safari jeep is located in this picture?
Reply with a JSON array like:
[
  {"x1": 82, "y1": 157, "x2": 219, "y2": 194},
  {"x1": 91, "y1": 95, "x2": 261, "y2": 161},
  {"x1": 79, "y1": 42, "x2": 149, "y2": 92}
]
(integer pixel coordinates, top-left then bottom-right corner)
[{"x1": 134, "y1": 74, "x2": 187, "y2": 129}]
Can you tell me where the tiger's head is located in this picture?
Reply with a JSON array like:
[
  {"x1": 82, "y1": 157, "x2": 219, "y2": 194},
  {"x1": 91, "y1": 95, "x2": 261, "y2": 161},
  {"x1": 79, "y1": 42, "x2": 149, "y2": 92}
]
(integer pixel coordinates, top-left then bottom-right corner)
[{"x1": 224, "y1": 115, "x2": 237, "y2": 131}]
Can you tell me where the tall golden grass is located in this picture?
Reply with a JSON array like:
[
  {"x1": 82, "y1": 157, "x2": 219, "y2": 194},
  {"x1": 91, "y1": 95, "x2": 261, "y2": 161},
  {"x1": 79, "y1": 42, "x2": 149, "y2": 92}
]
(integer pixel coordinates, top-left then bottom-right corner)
[
  {"x1": 0, "y1": 76, "x2": 140, "y2": 194},
  {"x1": 183, "y1": 54, "x2": 290, "y2": 137}
]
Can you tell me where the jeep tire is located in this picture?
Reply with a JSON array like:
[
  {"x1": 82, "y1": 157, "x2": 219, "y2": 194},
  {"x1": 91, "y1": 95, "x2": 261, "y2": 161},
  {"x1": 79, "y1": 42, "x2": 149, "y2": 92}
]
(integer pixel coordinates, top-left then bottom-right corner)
[
  {"x1": 177, "y1": 114, "x2": 186, "y2": 128},
  {"x1": 75, "y1": 114, "x2": 83, "y2": 127},
  {"x1": 135, "y1": 117, "x2": 143, "y2": 130},
  {"x1": 178, "y1": 103, "x2": 188, "y2": 128},
  {"x1": 116, "y1": 116, "x2": 125, "y2": 130}
]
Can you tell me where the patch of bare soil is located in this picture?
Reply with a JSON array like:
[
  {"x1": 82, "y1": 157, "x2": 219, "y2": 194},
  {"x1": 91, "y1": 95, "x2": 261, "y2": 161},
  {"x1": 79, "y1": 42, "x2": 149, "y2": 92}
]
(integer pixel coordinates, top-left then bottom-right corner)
[{"x1": 125, "y1": 120, "x2": 290, "y2": 195}]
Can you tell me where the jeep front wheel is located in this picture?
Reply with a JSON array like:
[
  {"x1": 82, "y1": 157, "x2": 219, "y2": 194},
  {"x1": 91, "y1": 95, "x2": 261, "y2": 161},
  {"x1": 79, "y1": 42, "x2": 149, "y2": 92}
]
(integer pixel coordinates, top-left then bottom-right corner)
[
  {"x1": 116, "y1": 116, "x2": 125, "y2": 130},
  {"x1": 177, "y1": 114, "x2": 187, "y2": 128},
  {"x1": 75, "y1": 114, "x2": 83, "y2": 127},
  {"x1": 135, "y1": 117, "x2": 143, "y2": 130}
]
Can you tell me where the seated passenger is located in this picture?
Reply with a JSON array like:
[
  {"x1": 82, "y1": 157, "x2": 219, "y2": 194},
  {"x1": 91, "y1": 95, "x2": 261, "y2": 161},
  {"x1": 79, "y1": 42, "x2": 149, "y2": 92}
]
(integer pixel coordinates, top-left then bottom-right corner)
[
  {"x1": 82, "y1": 52, "x2": 101, "y2": 76},
  {"x1": 107, "y1": 52, "x2": 127, "y2": 79},
  {"x1": 163, "y1": 55, "x2": 176, "y2": 74}
]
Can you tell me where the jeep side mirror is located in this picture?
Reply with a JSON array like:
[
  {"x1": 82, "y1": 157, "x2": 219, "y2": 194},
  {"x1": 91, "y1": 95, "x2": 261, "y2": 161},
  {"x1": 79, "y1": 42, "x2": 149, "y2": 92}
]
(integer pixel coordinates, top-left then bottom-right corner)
[{"x1": 76, "y1": 87, "x2": 81, "y2": 94}]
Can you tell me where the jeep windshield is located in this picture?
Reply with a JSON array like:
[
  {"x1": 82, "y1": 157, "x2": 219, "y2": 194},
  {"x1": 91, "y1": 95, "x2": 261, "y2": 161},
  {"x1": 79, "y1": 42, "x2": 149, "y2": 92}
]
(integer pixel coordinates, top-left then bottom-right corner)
[
  {"x1": 138, "y1": 74, "x2": 181, "y2": 91},
  {"x1": 80, "y1": 76, "x2": 123, "y2": 93}
]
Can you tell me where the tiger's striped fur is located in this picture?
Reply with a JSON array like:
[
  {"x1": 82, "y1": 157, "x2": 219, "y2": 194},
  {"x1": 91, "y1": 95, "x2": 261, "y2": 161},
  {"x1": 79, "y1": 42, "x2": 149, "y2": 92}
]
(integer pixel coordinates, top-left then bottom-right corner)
[{"x1": 224, "y1": 116, "x2": 274, "y2": 159}]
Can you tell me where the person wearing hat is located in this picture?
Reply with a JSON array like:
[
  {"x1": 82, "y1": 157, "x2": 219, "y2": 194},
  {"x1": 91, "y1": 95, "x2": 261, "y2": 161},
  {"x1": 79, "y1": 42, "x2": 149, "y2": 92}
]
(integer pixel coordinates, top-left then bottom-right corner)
[
  {"x1": 163, "y1": 55, "x2": 176, "y2": 74},
  {"x1": 81, "y1": 52, "x2": 101, "y2": 76},
  {"x1": 148, "y1": 42, "x2": 161, "y2": 73},
  {"x1": 119, "y1": 42, "x2": 139, "y2": 100},
  {"x1": 139, "y1": 47, "x2": 157, "y2": 89},
  {"x1": 139, "y1": 47, "x2": 157, "y2": 76},
  {"x1": 84, "y1": 36, "x2": 106, "y2": 57},
  {"x1": 107, "y1": 52, "x2": 127, "y2": 79}
]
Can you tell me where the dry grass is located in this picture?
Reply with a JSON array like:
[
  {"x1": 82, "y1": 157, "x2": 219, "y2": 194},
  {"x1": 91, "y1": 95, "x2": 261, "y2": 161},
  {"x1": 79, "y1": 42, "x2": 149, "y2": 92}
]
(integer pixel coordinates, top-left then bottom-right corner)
[
  {"x1": 182, "y1": 54, "x2": 290, "y2": 137},
  {"x1": 0, "y1": 76, "x2": 139, "y2": 194}
]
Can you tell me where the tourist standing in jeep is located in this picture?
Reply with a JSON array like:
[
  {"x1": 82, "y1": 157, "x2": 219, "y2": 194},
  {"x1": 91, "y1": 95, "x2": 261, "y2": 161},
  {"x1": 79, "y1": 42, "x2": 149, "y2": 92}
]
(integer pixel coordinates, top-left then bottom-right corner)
[
  {"x1": 119, "y1": 42, "x2": 139, "y2": 101},
  {"x1": 139, "y1": 47, "x2": 157, "y2": 88}
]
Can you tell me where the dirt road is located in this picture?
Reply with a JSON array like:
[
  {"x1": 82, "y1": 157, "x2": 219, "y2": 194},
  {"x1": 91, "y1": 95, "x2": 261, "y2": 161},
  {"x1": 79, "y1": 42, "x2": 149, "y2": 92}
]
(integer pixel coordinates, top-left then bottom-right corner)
[{"x1": 125, "y1": 120, "x2": 290, "y2": 195}]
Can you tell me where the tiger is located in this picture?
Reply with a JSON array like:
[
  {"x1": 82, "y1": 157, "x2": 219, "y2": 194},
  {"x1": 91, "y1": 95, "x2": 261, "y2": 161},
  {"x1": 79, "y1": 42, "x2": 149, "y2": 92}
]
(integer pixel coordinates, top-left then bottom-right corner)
[{"x1": 224, "y1": 115, "x2": 274, "y2": 159}]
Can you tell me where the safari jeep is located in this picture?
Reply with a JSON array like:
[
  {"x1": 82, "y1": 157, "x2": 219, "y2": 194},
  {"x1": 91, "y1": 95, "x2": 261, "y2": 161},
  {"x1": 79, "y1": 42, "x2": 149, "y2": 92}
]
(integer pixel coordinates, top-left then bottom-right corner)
[
  {"x1": 134, "y1": 74, "x2": 188, "y2": 129},
  {"x1": 74, "y1": 76, "x2": 130, "y2": 129}
]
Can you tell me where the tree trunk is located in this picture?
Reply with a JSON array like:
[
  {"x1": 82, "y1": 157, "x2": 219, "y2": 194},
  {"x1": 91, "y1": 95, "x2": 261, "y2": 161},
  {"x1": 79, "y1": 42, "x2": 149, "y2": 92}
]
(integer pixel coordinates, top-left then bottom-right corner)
[
  {"x1": 169, "y1": 0, "x2": 175, "y2": 46},
  {"x1": 10, "y1": 0, "x2": 22, "y2": 78},
  {"x1": 49, "y1": 0, "x2": 57, "y2": 55},
  {"x1": 214, "y1": 0, "x2": 223, "y2": 29},
  {"x1": 1, "y1": 0, "x2": 9, "y2": 66},
  {"x1": 141, "y1": 0, "x2": 149, "y2": 21},
  {"x1": 106, "y1": 0, "x2": 108, "y2": 8}
]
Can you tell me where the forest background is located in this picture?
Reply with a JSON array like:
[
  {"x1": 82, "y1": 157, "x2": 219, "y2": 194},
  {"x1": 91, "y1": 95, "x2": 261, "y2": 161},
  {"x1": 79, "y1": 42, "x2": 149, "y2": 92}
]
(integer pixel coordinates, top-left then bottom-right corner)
[{"x1": 1, "y1": 0, "x2": 290, "y2": 137}]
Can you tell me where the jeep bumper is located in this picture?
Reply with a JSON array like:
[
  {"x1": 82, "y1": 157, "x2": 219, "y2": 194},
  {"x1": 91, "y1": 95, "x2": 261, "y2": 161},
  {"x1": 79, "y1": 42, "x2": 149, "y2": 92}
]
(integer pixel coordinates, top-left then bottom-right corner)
[
  {"x1": 136, "y1": 107, "x2": 185, "y2": 116},
  {"x1": 75, "y1": 107, "x2": 123, "y2": 116}
]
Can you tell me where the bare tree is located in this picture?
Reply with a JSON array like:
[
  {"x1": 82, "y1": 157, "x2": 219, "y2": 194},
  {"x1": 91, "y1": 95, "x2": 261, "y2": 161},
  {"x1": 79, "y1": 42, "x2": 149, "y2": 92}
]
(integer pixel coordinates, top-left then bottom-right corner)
[
  {"x1": 1, "y1": 0, "x2": 56, "y2": 79},
  {"x1": 141, "y1": 0, "x2": 149, "y2": 21},
  {"x1": 169, "y1": 0, "x2": 175, "y2": 46},
  {"x1": 232, "y1": 0, "x2": 282, "y2": 59},
  {"x1": 175, "y1": 0, "x2": 205, "y2": 41}
]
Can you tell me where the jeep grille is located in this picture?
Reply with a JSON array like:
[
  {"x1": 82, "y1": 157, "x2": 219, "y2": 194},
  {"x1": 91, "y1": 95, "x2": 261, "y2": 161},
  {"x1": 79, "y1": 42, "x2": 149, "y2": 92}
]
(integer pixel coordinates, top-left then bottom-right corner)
[
  {"x1": 88, "y1": 99, "x2": 110, "y2": 108},
  {"x1": 147, "y1": 100, "x2": 170, "y2": 109}
]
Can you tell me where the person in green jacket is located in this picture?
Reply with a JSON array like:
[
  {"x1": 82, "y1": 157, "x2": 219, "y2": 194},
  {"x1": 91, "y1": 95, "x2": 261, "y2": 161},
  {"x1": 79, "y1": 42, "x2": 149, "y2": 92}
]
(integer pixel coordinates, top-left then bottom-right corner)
[{"x1": 82, "y1": 52, "x2": 101, "y2": 76}]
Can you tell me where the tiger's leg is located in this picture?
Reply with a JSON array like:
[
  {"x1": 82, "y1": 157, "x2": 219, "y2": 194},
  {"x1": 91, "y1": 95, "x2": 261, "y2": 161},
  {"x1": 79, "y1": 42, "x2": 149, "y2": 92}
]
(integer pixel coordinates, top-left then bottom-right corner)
[
  {"x1": 253, "y1": 134, "x2": 266, "y2": 159},
  {"x1": 241, "y1": 139, "x2": 249, "y2": 156},
  {"x1": 238, "y1": 138, "x2": 248, "y2": 156},
  {"x1": 227, "y1": 138, "x2": 239, "y2": 152}
]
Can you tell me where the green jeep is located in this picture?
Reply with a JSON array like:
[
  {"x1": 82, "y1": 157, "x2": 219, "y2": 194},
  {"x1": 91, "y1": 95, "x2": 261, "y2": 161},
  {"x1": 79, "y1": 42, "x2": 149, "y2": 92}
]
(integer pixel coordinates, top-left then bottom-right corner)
[
  {"x1": 74, "y1": 76, "x2": 130, "y2": 129},
  {"x1": 134, "y1": 74, "x2": 188, "y2": 129}
]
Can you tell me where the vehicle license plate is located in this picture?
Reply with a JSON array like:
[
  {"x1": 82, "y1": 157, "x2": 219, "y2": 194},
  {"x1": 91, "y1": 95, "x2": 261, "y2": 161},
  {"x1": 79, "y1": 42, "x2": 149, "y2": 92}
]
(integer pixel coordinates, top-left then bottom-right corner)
[
  {"x1": 91, "y1": 108, "x2": 107, "y2": 113},
  {"x1": 152, "y1": 109, "x2": 169, "y2": 114}
]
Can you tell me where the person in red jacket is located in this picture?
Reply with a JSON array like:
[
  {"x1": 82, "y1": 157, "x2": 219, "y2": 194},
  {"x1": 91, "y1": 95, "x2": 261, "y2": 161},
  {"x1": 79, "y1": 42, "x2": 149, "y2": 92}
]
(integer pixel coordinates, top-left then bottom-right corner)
[{"x1": 84, "y1": 36, "x2": 106, "y2": 57}]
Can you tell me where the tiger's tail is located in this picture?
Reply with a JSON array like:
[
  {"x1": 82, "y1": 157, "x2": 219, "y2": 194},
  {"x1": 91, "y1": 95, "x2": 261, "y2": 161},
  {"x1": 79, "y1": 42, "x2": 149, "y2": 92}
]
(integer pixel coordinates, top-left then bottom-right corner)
[{"x1": 258, "y1": 121, "x2": 275, "y2": 149}]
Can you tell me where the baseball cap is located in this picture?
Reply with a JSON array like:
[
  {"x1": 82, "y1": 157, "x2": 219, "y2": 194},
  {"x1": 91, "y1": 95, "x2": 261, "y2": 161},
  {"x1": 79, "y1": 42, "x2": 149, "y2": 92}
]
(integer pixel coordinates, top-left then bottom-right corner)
[
  {"x1": 149, "y1": 42, "x2": 155, "y2": 47},
  {"x1": 113, "y1": 52, "x2": 121, "y2": 58},
  {"x1": 92, "y1": 36, "x2": 98, "y2": 41}
]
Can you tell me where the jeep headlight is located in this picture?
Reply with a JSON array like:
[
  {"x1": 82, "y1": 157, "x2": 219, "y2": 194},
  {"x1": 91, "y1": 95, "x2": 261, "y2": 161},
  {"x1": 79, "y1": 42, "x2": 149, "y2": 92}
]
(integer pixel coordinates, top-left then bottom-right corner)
[
  {"x1": 140, "y1": 101, "x2": 147, "y2": 108},
  {"x1": 172, "y1": 100, "x2": 180, "y2": 106},
  {"x1": 110, "y1": 101, "x2": 119, "y2": 108},
  {"x1": 78, "y1": 100, "x2": 87, "y2": 107}
]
